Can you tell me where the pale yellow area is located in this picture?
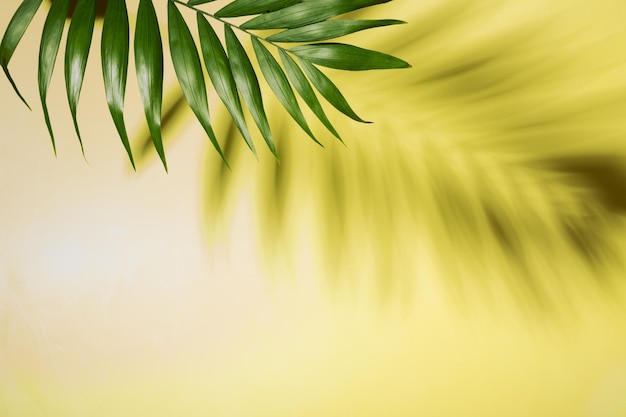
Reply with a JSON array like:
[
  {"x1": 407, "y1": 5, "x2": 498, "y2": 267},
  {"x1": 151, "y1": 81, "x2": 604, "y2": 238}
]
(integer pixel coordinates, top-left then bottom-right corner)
[{"x1": 1, "y1": 1, "x2": 626, "y2": 417}]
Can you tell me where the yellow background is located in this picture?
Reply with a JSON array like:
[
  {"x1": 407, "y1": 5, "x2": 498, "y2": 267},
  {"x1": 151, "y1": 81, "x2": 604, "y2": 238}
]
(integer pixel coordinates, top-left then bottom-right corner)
[{"x1": 1, "y1": 0, "x2": 626, "y2": 416}]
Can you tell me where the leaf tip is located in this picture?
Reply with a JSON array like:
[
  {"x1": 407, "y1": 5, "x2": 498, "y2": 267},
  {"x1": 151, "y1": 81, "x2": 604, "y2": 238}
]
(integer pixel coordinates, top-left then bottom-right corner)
[
  {"x1": 3, "y1": 65, "x2": 32, "y2": 110},
  {"x1": 129, "y1": 156, "x2": 137, "y2": 171}
]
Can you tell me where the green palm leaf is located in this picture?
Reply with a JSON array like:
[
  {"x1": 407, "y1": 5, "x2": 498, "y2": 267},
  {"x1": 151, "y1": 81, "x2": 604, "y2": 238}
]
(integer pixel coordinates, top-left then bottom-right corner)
[
  {"x1": 224, "y1": 25, "x2": 272, "y2": 157},
  {"x1": 38, "y1": 0, "x2": 71, "y2": 154},
  {"x1": 64, "y1": 0, "x2": 96, "y2": 155},
  {"x1": 0, "y1": 0, "x2": 43, "y2": 109},
  {"x1": 101, "y1": 0, "x2": 134, "y2": 169},
  {"x1": 168, "y1": 1, "x2": 226, "y2": 163},
  {"x1": 278, "y1": 49, "x2": 341, "y2": 141},
  {"x1": 197, "y1": 13, "x2": 255, "y2": 156},
  {"x1": 135, "y1": 0, "x2": 166, "y2": 170},
  {"x1": 296, "y1": 57, "x2": 370, "y2": 123},
  {"x1": 2, "y1": 0, "x2": 410, "y2": 166},
  {"x1": 252, "y1": 37, "x2": 320, "y2": 146},
  {"x1": 187, "y1": 0, "x2": 216, "y2": 5},
  {"x1": 290, "y1": 43, "x2": 411, "y2": 70},
  {"x1": 267, "y1": 19, "x2": 405, "y2": 43},
  {"x1": 241, "y1": 0, "x2": 393, "y2": 30},
  {"x1": 215, "y1": 0, "x2": 302, "y2": 18}
]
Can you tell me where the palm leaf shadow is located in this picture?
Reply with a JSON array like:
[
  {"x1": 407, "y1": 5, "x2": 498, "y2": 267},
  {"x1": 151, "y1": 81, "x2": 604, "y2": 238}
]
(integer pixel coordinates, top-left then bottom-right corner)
[{"x1": 200, "y1": 0, "x2": 626, "y2": 308}]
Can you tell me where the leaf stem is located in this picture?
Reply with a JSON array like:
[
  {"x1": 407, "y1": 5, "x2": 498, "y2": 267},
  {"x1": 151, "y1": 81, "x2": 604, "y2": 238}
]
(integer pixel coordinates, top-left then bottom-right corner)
[{"x1": 171, "y1": 0, "x2": 288, "y2": 53}]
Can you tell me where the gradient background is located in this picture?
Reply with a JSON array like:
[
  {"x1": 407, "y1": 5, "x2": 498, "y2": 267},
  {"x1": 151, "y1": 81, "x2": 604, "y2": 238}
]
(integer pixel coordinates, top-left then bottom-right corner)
[{"x1": 2, "y1": 0, "x2": 626, "y2": 416}]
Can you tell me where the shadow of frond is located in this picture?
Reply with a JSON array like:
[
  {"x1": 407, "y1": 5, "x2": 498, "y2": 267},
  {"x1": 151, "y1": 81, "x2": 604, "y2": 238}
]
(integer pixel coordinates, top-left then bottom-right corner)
[{"x1": 191, "y1": 0, "x2": 626, "y2": 309}]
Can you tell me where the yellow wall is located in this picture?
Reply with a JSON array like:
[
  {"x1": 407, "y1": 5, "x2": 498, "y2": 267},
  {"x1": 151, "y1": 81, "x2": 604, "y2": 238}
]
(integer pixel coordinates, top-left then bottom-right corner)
[{"x1": 1, "y1": 1, "x2": 626, "y2": 416}]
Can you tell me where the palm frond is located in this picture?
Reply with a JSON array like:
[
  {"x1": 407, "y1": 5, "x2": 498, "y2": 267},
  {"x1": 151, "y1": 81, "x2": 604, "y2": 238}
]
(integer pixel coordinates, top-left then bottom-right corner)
[
  {"x1": 101, "y1": 0, "x2": 134, "y2": 168},
  {"x1": 0, "y1": 0, "x2": 410, "y2": 168},
  {"x1": 0, "y1": 0, "x2": 42, "y2": 109}
]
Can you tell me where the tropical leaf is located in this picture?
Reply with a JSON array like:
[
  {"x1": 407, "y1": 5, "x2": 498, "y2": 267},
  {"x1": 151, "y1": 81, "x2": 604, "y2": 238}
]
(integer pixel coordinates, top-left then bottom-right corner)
[
  {"x1": 0, "y1": 0, "x2": 43, "y2": 109},
  {"x1": 38, "y1": 0, "x2": 71, "y2": 154},
  {"x1": 197, "y1": 13, "x2": 255, "y2": 156},
  {"x1": 64, "y1": 0, "x2": 96, "y2": 154},
  {"x1": 188, "y1": 0, "x2": 216, "y2": 5},
  {"x1": 290, "y1": 43, "x2": 411, "y2": 70},
  {"x1": 224, "y1": 25, "x2": 269, "y2": 157},
  {"x1": 296, "y1": 57, "x2": 370, "y2": 123},
  {"x1": 168, "y1": 1, "x2": 226, "y2": 163},
  {"x1": 215, "y1": 0, "x2": 302, "y2": 18},
  {"x1": 240, "y1": 0, "x2": 393, "y2": 30},
  {"x1": 101, "y1": 0, "x2": 134, "y2": 168},
  {"x1": 267, "y1": 19, "x2": 405, "y2": 43},
  {"x1": 252, "y1": 38, "x2": 320, "y2": 146},
  {"x1": 278, "y1": 49, "x2": 341, "y2": 140},
  {"x1": 135, "y1": 0, "x2": 166, "y2": 170},
  {"x1": 1, "y1": 0, "x2": 410, "y2": 167}
]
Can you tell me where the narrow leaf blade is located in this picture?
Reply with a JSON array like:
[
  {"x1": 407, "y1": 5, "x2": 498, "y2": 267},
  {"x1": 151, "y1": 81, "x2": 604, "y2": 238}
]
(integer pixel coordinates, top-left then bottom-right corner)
[
  {"x1": 65, "y1": 0, "x2": 96, "y2": 155},
  {"x1": 134, "y1": 0, "x2": 166, "y2": 170},
  {"x1": 290, "y1": 43, "x2": 411, "y2": 70},
  {"x1": 241, "y1": 0, "x2": 392, "y2": 30},
  {"x1": 0, "y1": 0, "x2": 44, "y2": 109},
  {"x1": 197, "y1": 13, "x2": 255, "y2": 156},
  {"x1": 279, "y1": 49, "x2": 340, "y2": 140},
  {"x1": 297, "y1": 57, "x2": 370, "y2": 123},
  {"x1": 168, "y1": 2, "x2": 226, "y2": 163},
  {"x1": 224, "y1": 26, "x2": 275, "y2": 156},
  {"x1": 267, "y1": 19, "x2": 405, "y2": 43},
  {"x1": 215, "y1": 0, "x2": 302, "y2": 18},
  {"x1": 101, "y1": 0, "x2": 134, "y2": 168},
  {"x1": 38, "y1": 0, "x2": 71, "y2": 154},
  {"x1": 252, "y1": 38, "x2": 320, "y2": 146},
  {"x1": 187, "y1": 0, "x2": 216, "y2": 5}
]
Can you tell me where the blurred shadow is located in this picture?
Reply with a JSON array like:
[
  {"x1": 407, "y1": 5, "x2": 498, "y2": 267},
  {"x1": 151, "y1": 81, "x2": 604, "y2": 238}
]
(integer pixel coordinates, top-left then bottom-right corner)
[{"x1": 119, "y1": 0, "x2": 626, "y2": 310}]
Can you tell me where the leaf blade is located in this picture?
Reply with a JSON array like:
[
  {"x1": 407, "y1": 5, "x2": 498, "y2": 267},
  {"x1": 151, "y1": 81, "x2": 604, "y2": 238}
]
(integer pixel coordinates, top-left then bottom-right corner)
[
  {"x1": 197, "y1": 13, "x2": 255, "y2": 156},
  {"x1": 290, "y1": 43, "x2": 411, "y2": 71},
  {"x1": 64, "y1": 0, "x2": 96, "y2": 155},
  {"x1": 296, "y1": 57, "x2": 369, "y2": 123},
  {"x1": 134, "y1": 0, "x2": 166, "y2": 170},
  {"x1": 101, "y1": 0, "x2": 134, "y2": 168},
  {"x1": 215, "y1": 0, "x2": 302, "y2": 18},
  {"x1": 168, "y1": 1, "x2": 226, "y2": 163},
  {"x1": 252, "y1": 38, "x2": 320, "y2": 146},
  {"x1": 0, "y1": 0, "x2": 43, "y2": 109},
  {"x1": 267, "y1": 19, "x2": 405, "y2": 43},
  {"x1": 241, "y1": 0, "x2": 392, "y2": 30},
  {"x1": 187, "y1": 0, "x2": 216, "y2": 5},
  {"x1": 278, "y1": 49, "x2": 340, "y2": 140},
  {"x1": 38, "y1": 0, "x2": 71, "y2": 154},
  {"x1": 224, "y1": 26, "x2": 275, "y2": 157}
]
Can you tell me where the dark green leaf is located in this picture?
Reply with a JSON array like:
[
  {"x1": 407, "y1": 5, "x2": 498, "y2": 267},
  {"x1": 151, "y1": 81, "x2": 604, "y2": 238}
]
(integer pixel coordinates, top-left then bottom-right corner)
[
  {"x1": 215, "y1": 0, "x2": 302, "y2": 18},
  {"x1": 197, "y1": 13, "x2": 255, "y2": 156},
  {"x1": 290, "y1": 43, "x2": 411, "y2": 70},
  {"x1": 101, "y1": 0, "x2": 134, "y2": 168},
  {"x1": 187, "y1": 0, "x2": 216, "y2": 5},
  {"x1": 296, "y1": 57, "x2": 369, "y2": 123},
  {"x1": 168, "y1": 2, "x2": 226, "y2": 163},
  {"x1": 268, "y1": 19, "x2": 405, "y2": 43},
  {"x1": 224, "y1": 26, "x2": 275, "y2": 157},
  {"x1": 0, "y1": 0, "x2": 43, "y2": 109},
  {"x1": 252, "y1": 38, "x2": 320, "y2": 146},
  {"x1": 278, "y1": 49, "x2": 340, "y2": 140},
  {"x1": 64, "y1": 0, "x2": 96, "y2": 155},
  {"x1": 241, "y1": 0, "x2": 392, "y2": 30},
  {"x1": 135, "y1": 0, "x2": 166, "y2": 170},
  {"x1": 38, "y1": 0, "x2": 71, "y2": 154}
]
